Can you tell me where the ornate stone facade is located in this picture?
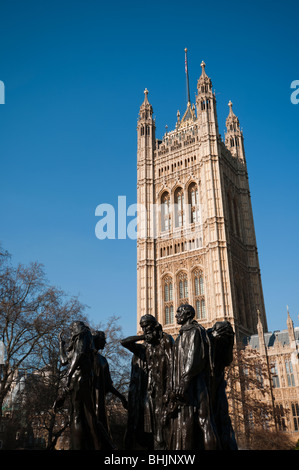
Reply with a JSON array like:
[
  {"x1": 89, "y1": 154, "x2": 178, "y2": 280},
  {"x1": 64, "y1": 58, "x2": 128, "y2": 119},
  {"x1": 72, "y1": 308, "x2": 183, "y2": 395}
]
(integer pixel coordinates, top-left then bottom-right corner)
[
  {"x1": 136, "y1": 60, "x2": 267, "y2": 340},
  {"x1": 136, "y1": 55, "x2": 299, "y2": 442},
  {"x1": 244, "y1": 310, "x2": 299, "y2": 438}
]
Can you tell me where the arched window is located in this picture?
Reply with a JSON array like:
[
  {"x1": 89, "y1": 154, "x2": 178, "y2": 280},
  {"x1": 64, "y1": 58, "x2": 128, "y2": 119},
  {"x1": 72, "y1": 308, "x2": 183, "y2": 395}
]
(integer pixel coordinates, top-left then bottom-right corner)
[
  {"x1": 161, "y1": 192, "x2": 171, "y2": 232},
  {"x1": 178, "y1": 272, "x2": 188, "y2": 304},
  {"x1": 188, "y1": 183, "x2": 200, "y2": 223},
  {"x1": 163, "y1": 276, "x2": 174, "y2": 325},
  {"x1": 174, "y1": 187, "x2": 184, "y2": 228},
  {"x1": 193, "y1": 270, "x2": 206, "y2": 320}
]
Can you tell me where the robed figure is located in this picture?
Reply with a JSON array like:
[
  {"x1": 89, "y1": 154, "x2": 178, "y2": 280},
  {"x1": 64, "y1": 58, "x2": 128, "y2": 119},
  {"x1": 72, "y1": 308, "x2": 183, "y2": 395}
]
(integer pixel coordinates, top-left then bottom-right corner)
[
  {"x1": 207, "y1": 321, "x2": 238, "y2": 450},
  {"x1": 167, "y1": 304, "x2": 219, "y2": 450},
  {"x1": 56, "y1": 321, "x2": 101, "y2": 450},
  {"x1": 121, "y1": 314, "x2": 174, "y2": 450},
  {"x1": 92, "y1": 330, "x2": 128, "y2": 449}
]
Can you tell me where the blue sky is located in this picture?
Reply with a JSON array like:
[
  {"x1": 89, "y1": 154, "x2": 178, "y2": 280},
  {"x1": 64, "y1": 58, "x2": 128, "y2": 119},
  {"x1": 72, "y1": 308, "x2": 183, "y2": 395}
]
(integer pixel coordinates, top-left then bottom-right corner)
[{"x1": 0, "y1": 0, "x2": 298, "y2": 337}]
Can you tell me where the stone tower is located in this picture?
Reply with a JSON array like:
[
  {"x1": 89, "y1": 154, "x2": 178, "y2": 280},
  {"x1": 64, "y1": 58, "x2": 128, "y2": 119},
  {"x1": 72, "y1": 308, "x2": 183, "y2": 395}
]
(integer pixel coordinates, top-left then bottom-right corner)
[{"x1": 136, "y1": 55, "x2": 267, "y2": 340}]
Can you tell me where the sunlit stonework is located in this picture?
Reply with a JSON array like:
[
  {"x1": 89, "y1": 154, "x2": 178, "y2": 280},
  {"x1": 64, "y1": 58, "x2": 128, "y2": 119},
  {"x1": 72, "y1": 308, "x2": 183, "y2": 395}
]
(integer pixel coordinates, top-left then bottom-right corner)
[{"x1": 136, "y1": 60, "x2": 267, "y2": 341}]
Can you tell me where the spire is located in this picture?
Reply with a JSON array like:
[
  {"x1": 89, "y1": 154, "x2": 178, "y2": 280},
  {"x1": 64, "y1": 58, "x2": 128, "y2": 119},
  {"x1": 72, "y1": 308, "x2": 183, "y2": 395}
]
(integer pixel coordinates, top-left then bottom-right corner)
[
  {"x1": 143, "y1": 88, "x2": 149, "y2": 104},
  {"x1": 257, "y1": 309, "x2": 263, "y2": 331},
  {"x1": 257, "y1": 308, "x2": 267, "y2": 353},
  {"x1": 177, "y1": 49, "x2": 196, "y2": 129},
  {"x1": 225, "y1": 101, "x2": 245, "y2": 160},
  {"x1": 197, "y1": 60, "x2": 212, "y2": 93},
  {"x1": 195, "y1": 60, "x2": 219, "y2": 139},
  {"x1": 140, "y1": 88, "x2": 152, "y2": 109},
  {"x1": 287, "y1": 306, "x2": 296, "y2": 344},
  {"x1": 184, "y1": 48, "x2": 191, "y2": 105},
  {"x1": 228, "y1": 100, "x2": 235, "y2": 116},
  {"x1": 137, "y1": 88, "x2": 155, "y2": 147},
  {"x1": 139, "y1": 88, "x2": 153, "y2": 119},
  {"x1": 200, "y1": 60, "x2": 206, "y2": 77}
]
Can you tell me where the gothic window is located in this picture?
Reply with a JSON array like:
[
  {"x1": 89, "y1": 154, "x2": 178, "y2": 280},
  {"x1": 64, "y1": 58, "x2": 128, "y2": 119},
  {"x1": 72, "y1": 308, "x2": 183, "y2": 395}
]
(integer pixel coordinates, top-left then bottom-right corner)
[
  {"x1": 276, "y1": 404, "x2": 287, "y2": 431},
  {"x1": 292, "y1": 403, "x2": 299, "y2": 431},
  {"x1": 140, "y1": 126, "x2": 144, "y2": 136},
  {"x1": 188, "y1": 183, "x2": 200, "y2": 223},
  {"x1": 174, "y1": 187, "x2": 184, "y2": 228},
  {"x1": 255, "y1": 365, "x2": 264, "y2": 388},
  {"x1": 178, "y1": 272, "x2": 188, "y2": 304},
  {"x1": 193, "y1": 270, "x2": 206, "y2": 320},
  {"x1": 285, "y1": 360, "x2": 295, "y2": 387},
  {"x1": 163, "y1": 276, "x2": 174, "y2": 325},
  {"x1": 161, "y1": 192, "x2": 171, "y2": 232},
  {"x1": 230, "y1": 137, "x2": 234, "y2": 147},
  {"x1": 271, "y1": 363, "x2": 280, "y2": 388}
]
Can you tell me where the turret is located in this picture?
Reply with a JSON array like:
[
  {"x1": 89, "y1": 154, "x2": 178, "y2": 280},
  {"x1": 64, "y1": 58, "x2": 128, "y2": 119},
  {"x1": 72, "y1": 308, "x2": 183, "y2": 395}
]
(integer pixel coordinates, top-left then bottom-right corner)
[
  {"x1": 136, "y1": 89, "x2": 156, "y2": 321},
  {"x1": 137, "y1": 88, "x2": 155, "y2": 153},
  {"x1": 195, "y1": 61, "x2": 220, "y2": 139},
  {"x1": 225, "y1": 101, "x2": 245, "y2": 161}
]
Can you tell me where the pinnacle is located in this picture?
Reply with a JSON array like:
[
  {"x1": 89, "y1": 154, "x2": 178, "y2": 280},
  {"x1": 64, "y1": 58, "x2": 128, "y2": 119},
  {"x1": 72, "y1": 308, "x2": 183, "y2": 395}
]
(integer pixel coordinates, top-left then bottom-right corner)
[{"x1": 144, "y1": 88, "x2": 149, "y2": 103}]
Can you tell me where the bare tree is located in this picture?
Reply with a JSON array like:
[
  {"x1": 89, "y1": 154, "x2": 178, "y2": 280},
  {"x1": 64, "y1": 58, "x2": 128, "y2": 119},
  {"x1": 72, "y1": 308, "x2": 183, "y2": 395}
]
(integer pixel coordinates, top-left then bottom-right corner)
[
  {"x1": 225, "y1": 343, "x2": 291, "y2": 449},
  {"x1": 0, "y1": 247, "x2": 87, "y2": 436}
]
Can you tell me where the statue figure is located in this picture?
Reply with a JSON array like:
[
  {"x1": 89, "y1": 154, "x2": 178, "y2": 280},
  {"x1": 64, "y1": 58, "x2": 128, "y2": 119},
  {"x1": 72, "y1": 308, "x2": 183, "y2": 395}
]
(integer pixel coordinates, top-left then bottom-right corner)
[
  {"x1": 207, "y1": 321, "x2": 238, "y2": 450},
  {"x1": 121, "y1": 314, "x2": 174, "y2": 450},
  {"x1": 167, "y1": 304, "x2": 219, "y2": 450},
  {"x1": 56, "y1": 321, "x2": 102, "y2": 450},
  {"x1": 92, "y1": 330, "x2": 128, "y2": 449}
]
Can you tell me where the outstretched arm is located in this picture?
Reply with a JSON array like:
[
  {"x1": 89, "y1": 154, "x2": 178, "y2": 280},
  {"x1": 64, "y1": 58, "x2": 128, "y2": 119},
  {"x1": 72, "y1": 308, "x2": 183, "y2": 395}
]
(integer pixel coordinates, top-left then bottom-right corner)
[
  {"x1": 108, "y1": 384, "x2": 128, "y2": 409},
  {"x1": 120, "y1": 334, "x2": 145, "y2": 356}
]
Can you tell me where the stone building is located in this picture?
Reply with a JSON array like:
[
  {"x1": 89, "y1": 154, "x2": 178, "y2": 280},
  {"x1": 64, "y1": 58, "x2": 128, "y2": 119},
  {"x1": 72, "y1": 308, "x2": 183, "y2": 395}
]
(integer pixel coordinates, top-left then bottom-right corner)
[
  {"x1": 243, "y1": 309, "x2": 299, "y2": 439},
  {"x1": 137, "y1": 54, "x2": 267, "y2": 341},
  {"x1": 136, "y1": 52, "x2": 299, "y2": 441}
]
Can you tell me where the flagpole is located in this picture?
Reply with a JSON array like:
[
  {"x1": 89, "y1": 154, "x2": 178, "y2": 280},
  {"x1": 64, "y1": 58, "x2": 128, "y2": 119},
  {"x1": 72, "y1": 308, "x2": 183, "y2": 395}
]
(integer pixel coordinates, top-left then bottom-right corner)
[{"x1": 184, "y1": 48, "x2": 191, "y2": 105}]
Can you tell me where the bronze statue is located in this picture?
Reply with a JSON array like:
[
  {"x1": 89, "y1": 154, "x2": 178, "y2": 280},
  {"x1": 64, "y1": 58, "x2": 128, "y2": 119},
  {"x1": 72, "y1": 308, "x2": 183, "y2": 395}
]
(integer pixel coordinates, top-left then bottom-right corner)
[
  {"x1": 207, "y1": 321, "x2": 238, "y2": 450},
  {"x1": 54, "y1": 311, "x2": 236, "y2": 451},
  {"x1": 167, "y1": 304, "x2": 219, "y2": 450},
  {"x1": 57, "y1": 321, "x2": 102, "y2": 450},
  {"x1": 121, "y1": 314, "x2": 174, "y2": 450},
  {"x1": 93, "y1": 330, "x2": 128, "y2": 448}
]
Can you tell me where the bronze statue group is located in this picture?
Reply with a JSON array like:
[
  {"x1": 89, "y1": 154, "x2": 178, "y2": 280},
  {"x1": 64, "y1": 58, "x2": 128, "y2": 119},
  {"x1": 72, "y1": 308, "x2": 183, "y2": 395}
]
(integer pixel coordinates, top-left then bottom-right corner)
[{"x1": 55, "y1": 304, "x2": 238, "y2": 451}]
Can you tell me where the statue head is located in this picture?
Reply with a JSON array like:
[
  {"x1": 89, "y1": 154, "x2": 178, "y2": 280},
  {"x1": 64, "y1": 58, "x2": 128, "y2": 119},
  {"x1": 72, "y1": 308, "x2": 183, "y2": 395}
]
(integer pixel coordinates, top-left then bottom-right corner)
[
  {"x1": 175, "y1": 304, "x2": 195, "y2": 325},
  {"x1": 70, "y1": 320, "x2": 89, "y2": 337},
  {"x1": 140, "y1": 314, "x2": 162, "y2": 344},
  {"x1": 93, "y1": 331, "x2": 106, "y2": 351}
]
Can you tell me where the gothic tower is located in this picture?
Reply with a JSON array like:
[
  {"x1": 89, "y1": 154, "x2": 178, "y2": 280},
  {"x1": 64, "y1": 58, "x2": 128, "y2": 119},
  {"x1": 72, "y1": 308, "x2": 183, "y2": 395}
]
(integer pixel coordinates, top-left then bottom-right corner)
[{"x1": 136, "y1": 54, "x2": 267, "y2": 340}]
